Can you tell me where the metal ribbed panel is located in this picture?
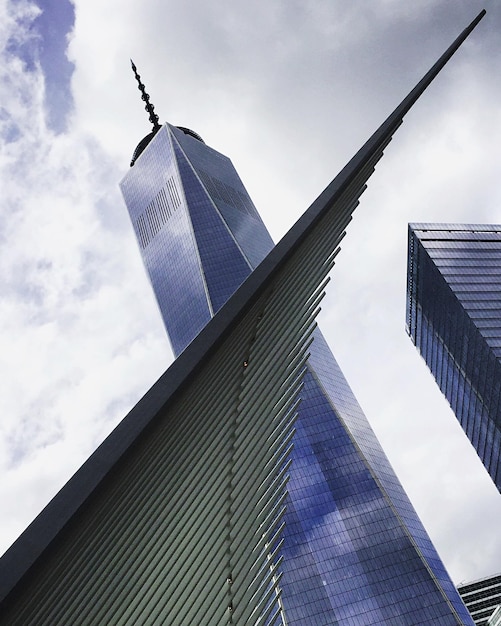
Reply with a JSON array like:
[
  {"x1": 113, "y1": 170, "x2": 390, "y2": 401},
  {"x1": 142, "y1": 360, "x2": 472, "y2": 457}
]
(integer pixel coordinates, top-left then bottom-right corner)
[
  {"x1": 0, "y1": 164, "x2": 436, "y2": 626},
  {"x1": 3, "y1": 160, "x2": 360, "y2": 626},
  {"x1": 3, "y1": 151, "x2": 373, "y2": 626}
]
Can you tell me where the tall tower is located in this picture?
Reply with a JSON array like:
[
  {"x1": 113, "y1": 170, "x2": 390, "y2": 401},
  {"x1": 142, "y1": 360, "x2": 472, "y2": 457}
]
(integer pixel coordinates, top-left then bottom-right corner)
[
  {"x1": 458, "y1": 572, "x2": 501, "y2": 626},
  {"x1": 119, "y1": 64, "x2": 475, "y2": 624},
  {"x1": 407, "y1": 223, "x2": 501, "y2": 492}
]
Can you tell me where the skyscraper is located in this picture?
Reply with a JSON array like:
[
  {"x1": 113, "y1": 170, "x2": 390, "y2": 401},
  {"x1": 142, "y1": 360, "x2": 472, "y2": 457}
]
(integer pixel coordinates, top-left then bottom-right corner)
[
  {"x1": 458, "y1": 573, "x2": 501, "y2": 626},
  {"x1": 406, "y1": 223, "x2": 501, "y2": 492},
  {"x1": 0, "y1": 11, "x2": 485, "y2": 626},
  {"x1": 119, "y1": 22, "x2": 482, "y2": 622}
]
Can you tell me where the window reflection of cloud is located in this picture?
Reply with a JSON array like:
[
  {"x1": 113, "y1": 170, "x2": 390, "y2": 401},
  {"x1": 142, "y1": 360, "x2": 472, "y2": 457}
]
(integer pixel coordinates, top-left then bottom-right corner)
[
  {"x1": 281, "y1": 351, "x2": 451, "y2": 622},
  {"x1": 284, "y1": 418, "x2": 387, "y2": 619},
  {"x1": 171, "y1": 125, "x2": 274, "y2": 269}
]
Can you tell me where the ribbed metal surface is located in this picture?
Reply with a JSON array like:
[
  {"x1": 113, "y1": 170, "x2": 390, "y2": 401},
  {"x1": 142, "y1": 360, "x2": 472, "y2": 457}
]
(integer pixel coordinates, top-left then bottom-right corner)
[
  {"x1": 1, "y1": 150, "x2": 382, "y2": 626},
  {"x1": 0, "y1": 136, "x2": 445, "y2": 624}
]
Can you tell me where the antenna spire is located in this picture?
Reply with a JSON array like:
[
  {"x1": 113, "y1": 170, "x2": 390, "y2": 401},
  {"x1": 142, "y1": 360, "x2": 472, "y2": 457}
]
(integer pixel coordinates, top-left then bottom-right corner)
[{"x1": 130, "y1": 60, "x2": 161, "y2": 131}]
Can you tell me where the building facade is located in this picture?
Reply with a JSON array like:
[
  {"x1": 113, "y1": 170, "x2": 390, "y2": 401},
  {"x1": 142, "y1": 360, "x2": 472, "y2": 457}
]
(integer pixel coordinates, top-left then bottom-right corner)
[
  {"x1": 458, "y1": 573, "x2": 501, "y2": 626},
  {"x1": 406, "y1": 224, "x2": 501, "y2": 492},
  {"x1": 120, "y1": 123, "x2": 473, "y2": 624}
]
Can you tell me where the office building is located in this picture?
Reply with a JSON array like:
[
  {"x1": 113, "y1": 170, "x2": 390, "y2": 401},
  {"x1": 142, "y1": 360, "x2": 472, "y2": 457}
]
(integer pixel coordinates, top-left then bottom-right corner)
[
  {"x1": 0, "y1": 11, "x2": 485, "y2": 625},
  {"x1": 458, "y1": 573, "x2": 501, "y2": 625},
  {"x1": 406, "y1": 224, "x2": 501, "y2": 491}
]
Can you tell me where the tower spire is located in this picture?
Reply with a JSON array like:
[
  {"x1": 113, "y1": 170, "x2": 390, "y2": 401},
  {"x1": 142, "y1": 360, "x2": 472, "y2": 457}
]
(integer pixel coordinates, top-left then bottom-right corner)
[{"x1": 130, "y1": 60, "x2": 161, "y2": 131}]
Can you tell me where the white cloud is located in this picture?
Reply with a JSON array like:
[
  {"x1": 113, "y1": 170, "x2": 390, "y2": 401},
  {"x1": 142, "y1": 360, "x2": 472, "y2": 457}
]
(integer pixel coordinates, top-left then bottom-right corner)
[{"x1": 0, "y1": 0, "x2": 171, "y2": 552}]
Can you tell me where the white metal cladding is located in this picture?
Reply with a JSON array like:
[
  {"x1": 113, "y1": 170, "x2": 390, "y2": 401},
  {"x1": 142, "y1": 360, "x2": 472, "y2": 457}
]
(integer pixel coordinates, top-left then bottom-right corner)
[
  {"x1": 1, "y1": 148, "x2": 382, "y2": 626},
  {"x1": 0, "y1": 152, "x2": 440, "y2": 615},
  {"x1": 0, "y1": 12, "x2": 485, "y2": 625}
]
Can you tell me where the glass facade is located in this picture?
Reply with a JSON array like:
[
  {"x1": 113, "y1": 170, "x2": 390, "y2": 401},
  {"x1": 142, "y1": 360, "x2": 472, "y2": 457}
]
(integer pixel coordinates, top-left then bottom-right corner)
[
  {"x1": 407, "y1": 224, "x2": 501, "y2": 493},
  {"x1": 121, "y1": 129, "x2": 473, "y2": 624},
  {"x1": 458, "y1": 573, "x2": 501, "y2": 626},
  {"x1": 120, "y1": 125, "x2": 274, "y2": 355}
]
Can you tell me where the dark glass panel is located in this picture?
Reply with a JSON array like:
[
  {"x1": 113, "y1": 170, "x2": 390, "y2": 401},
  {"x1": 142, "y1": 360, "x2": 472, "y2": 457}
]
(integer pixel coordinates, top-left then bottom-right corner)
[{"x1": 407, "y1": 225, "x2": 501, "y2": 492}]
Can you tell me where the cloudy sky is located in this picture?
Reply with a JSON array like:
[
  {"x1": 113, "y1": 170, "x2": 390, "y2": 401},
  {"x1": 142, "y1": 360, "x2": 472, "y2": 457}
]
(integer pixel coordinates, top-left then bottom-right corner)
[{"x1": 1, "y1": 0, "x2": 500, "y2": 586}]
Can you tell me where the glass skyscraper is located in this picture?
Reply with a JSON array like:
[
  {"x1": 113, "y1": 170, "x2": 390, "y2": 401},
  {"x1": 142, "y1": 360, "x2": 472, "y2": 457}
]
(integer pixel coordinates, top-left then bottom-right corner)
[
  {"x1": 458, "y1": 573, "x2": 501, "y2": 626},
  {"x1": 407, "y1": 224, "x2": 501, "y2": 492},
  {"x1": 120, "y1": 125, "x2": 473, "y2": 625}
]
